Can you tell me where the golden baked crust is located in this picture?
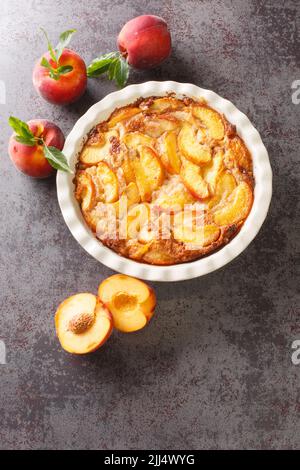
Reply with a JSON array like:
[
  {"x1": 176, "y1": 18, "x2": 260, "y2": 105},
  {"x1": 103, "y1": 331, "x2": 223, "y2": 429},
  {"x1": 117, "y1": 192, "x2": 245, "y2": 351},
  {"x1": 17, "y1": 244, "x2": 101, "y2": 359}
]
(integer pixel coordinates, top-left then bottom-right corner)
[{"x1": 74, "y1": 95, "x2": 254, "y2": 265}]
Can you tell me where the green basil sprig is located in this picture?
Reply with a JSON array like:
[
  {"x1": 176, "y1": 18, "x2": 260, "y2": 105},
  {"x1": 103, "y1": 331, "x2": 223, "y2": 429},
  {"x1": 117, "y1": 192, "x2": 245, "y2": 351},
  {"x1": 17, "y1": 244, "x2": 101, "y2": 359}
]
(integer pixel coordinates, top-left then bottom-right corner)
[
  {"x1": 87, "y1": 52, "x2": 129, "y2": 88},
  {"x1": 8, "y1": 116, "x2": 72, "y2": 173},
  {"x1": 40, "y1": 28, "x2": 76, "y2": 80}
]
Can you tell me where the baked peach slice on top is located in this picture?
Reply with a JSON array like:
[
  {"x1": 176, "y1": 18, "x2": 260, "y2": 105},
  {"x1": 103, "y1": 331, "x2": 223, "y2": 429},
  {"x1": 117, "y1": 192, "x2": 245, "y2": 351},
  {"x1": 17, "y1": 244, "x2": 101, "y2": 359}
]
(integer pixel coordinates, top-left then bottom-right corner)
[
  {"x1": 143, "y1": 115, "x2": 180, "y2": 138},
  {"x1": 180, "y1": 158, "x2": 210, "y2": 200},
  {"x1": 214, "y1": 181, "x2": 253, "y2": 226},
  {"x1": 192, "y1": 105, "x2": 225, "y2": 140},
  {"x1": 226, "y1": 136, "x2": 252, "y2": 172},
  {"x1": 142, "y1": 248, "x2": 175, "y2": 265},
  {"x1": 123, "y1": 132, "x2": 154, "y2": 150},
  {"x1": 121, "y1": 153, "x2": 136, "y2": 184},
  {"x1": 113, "y1": 181, "x2": 141, "y2": 217},
  {"x1": 178, "y1": 123, "x2": 212, "y2": 165},
  {"x1": 139, "y1": 146, "x2": 164, "y2": 189},
  {"x1": 127, "y1": 241, "x2": 152, "y2": 260},
  {"x1": 208, "y1": 171, "x2": 237, "y2": 210},
  {"x1": 55, "y1": 293, "x2": 113, "y2": 354},
  {"x1": 147, "y1": 97, "x2": 184, "y2": 113},
  {"x1": 173, "y1": 212, "x2": 220, "y2": 246},
  {"x1": 96, "y1": 162, "x2": 119, "y2": 203},
  {"x1": 158, "y1": 130, "x2": 182, "y2": 175},
  {"x1": 132, "y1": 146, "x2": 164, "y2": 201},
  {"x1": 155, "y1": 187, "x2": 195, "y2": 213},
  {"x1": 202, "y1": 149, "x2": 224, "y2": 194},
  {"x1": 126, "y1": 202, "x2": 156, "y2": 245},
  {"x1": 80, "y1": 130, "x2": 119, "y2": 165},
  {"x1": 75, "y1": 171, "x2": 96, "y2": 211},
  {"x1": 126, "y1": 203, "x2": 150, "y2": 240},
  {"x1": 108, "y1": 107, "x2": 141, "y2": 128},
  {"x1": 98, "y1": 274, "x2": 156, "y2": 333}
]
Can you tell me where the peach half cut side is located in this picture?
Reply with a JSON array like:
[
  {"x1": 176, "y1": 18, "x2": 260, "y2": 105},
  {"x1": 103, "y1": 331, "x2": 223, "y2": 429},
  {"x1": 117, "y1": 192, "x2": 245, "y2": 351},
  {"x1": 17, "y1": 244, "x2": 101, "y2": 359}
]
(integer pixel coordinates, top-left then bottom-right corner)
[
  {"x1": 98, "y1": 274, "x2": 156, "y2": 333},
  {"x1": 55, "y1": 293, "x2": 113, "y2": 354}
]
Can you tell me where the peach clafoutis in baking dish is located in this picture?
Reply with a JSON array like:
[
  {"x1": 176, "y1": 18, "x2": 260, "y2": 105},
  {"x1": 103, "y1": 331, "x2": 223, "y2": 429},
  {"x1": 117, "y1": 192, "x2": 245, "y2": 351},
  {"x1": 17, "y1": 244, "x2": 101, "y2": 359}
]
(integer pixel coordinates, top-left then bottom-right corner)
[{"x1": 74, "y1": 95, "x2": 254, "y2": 265}]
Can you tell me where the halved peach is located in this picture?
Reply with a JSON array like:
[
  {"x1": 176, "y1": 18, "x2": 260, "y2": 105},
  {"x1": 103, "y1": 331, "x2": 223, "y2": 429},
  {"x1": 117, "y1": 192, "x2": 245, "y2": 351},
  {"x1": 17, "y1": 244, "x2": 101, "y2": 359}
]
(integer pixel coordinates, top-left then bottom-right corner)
[
  {"x1": 108, "y1": 107, "x2": 141, "y2": 128},
  {"x1": 180, "y1": 158, "x2": 210, "y2": 200},
  {"x1": 55, "y1": 293, "x2": 113, "y2": 354},
  {"x1": 98, "y1": 274, "x2": 156, "y2": 333},
  {"x1": 178, "y1": 123, "x2": 212, "y2": 165},
  {"x1": 214, "y1": 181, "x2": 253, "y2": 226},
  {"x1": 80, "y1": 130, "x2": 119, "y2": 165},
  {"x1": 192, "y1": 105, "x2": 225, "y2": 140},
  {"x1": 96, "y1": 162, "x2": 119, "y2": 203},
  {"x1": 75, "y1": 171, "x2": 96, "y2": 211},
  {"x1": 123, "y1": 132, "x2": 154, "y2": 150},
  {"x1": 159, "y1": 130, "x2": 181, "y2": 174}
]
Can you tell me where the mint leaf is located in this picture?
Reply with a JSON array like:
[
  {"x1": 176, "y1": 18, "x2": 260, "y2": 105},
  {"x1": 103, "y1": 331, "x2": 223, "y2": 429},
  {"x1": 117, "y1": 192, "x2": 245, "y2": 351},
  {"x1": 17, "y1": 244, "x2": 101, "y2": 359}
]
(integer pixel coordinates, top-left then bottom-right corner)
[
  {"x1": 40, "y1": 27, "x2": 57, "y2": 62},
  {"x1": 56, "y1": 65, "x2": 73, "y2": 74},
  {"x1": 14, "y1": 136, "x2": 36, "y2": 146},
  {"x1": 114, "y1": 56, "x2": 129, "y2": 88},
  {"x1": 55, "y1": 29, "x2": 76, "y2": 62},
  {"x1": 8, "y1": 116, "x2": 35, "y2": 140},
  {"x1": 43, "y1": 145, "x2": 72, "y2": 173},
  {"x1": 87, "y1": 52, "x2": 119, "y2": 77}
]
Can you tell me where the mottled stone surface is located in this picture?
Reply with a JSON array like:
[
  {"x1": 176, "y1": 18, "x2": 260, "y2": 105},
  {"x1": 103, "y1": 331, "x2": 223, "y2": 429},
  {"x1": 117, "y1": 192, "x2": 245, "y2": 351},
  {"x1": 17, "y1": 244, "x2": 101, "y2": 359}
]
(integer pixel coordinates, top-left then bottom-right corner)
[{"x1": 0, "y1": 0, "x2": 299, "y2": 450}]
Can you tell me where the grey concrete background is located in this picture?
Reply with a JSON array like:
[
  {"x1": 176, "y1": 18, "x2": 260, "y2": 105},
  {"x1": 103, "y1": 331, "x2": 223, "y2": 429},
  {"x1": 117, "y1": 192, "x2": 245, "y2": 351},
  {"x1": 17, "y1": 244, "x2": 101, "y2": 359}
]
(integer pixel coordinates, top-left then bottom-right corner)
[{"x1": 0, "y1": 0, "x2": 299, "y2": 450}]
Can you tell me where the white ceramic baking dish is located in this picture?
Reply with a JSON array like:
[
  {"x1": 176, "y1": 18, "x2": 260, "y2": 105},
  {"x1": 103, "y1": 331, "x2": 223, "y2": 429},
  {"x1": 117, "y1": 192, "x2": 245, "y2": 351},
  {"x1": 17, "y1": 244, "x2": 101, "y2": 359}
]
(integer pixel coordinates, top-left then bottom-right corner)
[{"x1": 57, "y1": 81, "x2": 272, "y2": 281}]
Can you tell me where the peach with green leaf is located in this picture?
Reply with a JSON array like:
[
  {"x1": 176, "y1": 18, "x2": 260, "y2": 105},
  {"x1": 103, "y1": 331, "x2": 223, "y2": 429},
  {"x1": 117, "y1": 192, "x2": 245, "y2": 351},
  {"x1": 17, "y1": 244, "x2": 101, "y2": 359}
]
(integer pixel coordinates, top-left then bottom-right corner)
[
  {"x1": 32, "y1": 29, "x2": 87, "y2": 105},
  {"x1": 87, "y1": 15, "x2": 171, "y2": 87},
  {"x1": 8, "y1": 116, "x2": 71, "y2": 178}
]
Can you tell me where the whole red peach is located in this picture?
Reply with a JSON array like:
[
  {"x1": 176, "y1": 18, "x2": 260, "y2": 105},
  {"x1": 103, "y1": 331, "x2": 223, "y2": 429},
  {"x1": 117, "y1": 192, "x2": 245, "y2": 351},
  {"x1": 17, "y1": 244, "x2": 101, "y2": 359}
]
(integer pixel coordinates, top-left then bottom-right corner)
[
  {"x1": 117, "y1": 15, "x2": 171, "y2": 69},
  {"x1": 32, "y1": 48, "x2": 87, "y2": 105},
  {"x1": 8, "y1": 119, "x2": 65, "y2": 178}
]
